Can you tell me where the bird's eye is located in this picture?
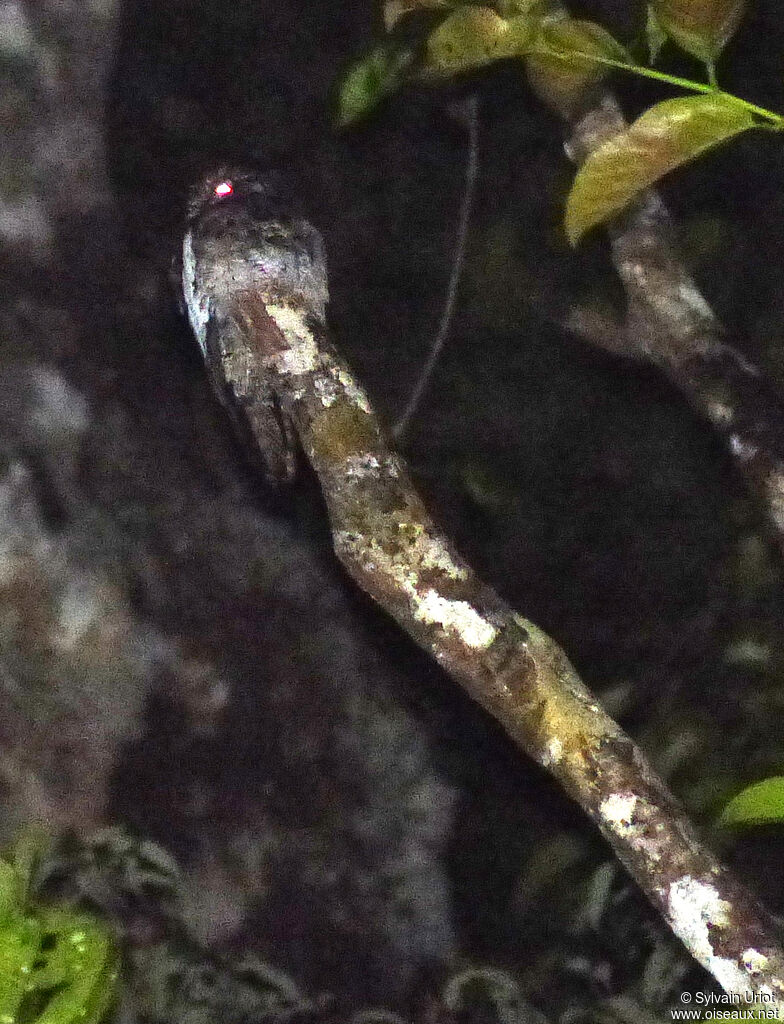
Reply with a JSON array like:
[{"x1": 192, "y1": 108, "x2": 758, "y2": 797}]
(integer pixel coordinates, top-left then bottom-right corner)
[{"x1": 213, "y1": 180, "x2": 234, "y2": 198}]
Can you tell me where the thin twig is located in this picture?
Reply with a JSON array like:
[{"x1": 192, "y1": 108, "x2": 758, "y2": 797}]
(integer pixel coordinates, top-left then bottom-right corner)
[{"x1": 393, "y1": 94, "x2": 479, "y2": 442}]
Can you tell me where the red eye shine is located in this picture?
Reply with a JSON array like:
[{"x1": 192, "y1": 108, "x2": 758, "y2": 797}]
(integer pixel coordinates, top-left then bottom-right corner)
[{"x1": 213, "y1": 180, "x2": 233, "y2": 198}]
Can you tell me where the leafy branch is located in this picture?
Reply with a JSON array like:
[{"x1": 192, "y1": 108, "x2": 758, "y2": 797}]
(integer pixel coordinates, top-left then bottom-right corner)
[
  {"x1": 339, "y1": 0, "x2": 784, "y2": 581},
  {"x1": 336, "y1": 0, "x2": 781, "y2": 243}
]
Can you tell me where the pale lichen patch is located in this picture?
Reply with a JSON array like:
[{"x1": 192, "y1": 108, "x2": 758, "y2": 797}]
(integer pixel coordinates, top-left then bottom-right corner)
[
  {"x1": 542, "y1": 737, "x2": 563, "y2": 767},
  {"x1": 314, "y1": 374, "x2": 340, "y2": 407},
  {"x1": 742, "y1": 948, "x2": 769, "y2": 975},
  {"x1": 601, "y1": 793, "x2": 638, "y2": 831},
  {"x1": 667, "y1": 885, "x2": 779, "y2": 1004},
  {"x1": 412, "y1": 529, "x2": 467, "y2": 580},
  {"x1": 344, "y1": 453, "x2": 382, "y2": 478},
  {"x1": 265, "y1": 304, "x2": 320, "y2": 375},
  {"x1": 340, "y1": 451, "x2": 400, "y2": 480},
  {"x1": 709, "y1": 957, "x2": 758, "y2": 999},
  {"x1": 333, "y1": 527, "x2": 496, "y2": 647},
  {"x1": 668, "y1": 877, "x2": 743, "y2": 988},
  {"x1": 376, "y1": 536, "x2": 493, "y2": 647},
  {"x1": 334, "y1": 366, "x2": 372, "y2": 414},
  {"x1": 320, "y1": 355, "x2": 372, "y2": 413},
  {"x1": 410, "y1": 587, "x2": 498, "y2": 649},
  {"x1": 598, "y1": 793, "x2": 663, "y2": 858}
]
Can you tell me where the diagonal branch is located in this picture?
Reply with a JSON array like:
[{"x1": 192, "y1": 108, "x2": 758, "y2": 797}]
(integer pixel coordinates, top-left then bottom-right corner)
[
  {"x1": 256, "y1": 301, "x2": 784, "y2": 1008},
  {"x1": 183, "y1": 194, "x2": 784, "y2": 999},
  {"x1": 255, "y1": 298, "x2": 784, "y2": 1004}
]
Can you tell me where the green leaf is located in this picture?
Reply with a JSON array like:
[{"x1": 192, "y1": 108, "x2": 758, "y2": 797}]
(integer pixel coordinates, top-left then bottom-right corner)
[
  {"x1": 650, "y1": 0, "x2": 747, "y2": 64},
  {"x1": 719, "y1": 777, "x2": 784, "y2": 828},
  {"x1": 334, "y1": 43, "x2": 415, "y2": 128},
  {"x1": 30, "y1": 911, "x2": 118, "y2": 1024},
  {"x1": 422, "y1": 6, "x2": 534, "y2": 79},
  {"x1": 0, "y1": 914, "x2": 41, "y2": 1018},
  {"x1": 646, "y1": 5, "x2": 669, "y2": 63},
  {"x1": 0, "y1": 830, "x2": 119, "y2": 1024},
  {"x1": 565, "y1": 93, "x2": 755, "y2": 244},
  {"x1": 525, "y1": 17, "x2": 631, "y2": 115},
  {"x1": 535, "y1": 16, "x2": 631, "y2": 72}
]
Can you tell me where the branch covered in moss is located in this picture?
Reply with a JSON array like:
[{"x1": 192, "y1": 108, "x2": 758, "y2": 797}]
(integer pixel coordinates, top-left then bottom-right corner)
[{"x1": 255, "y1": 298, "x2": 784, "y2": 1006}]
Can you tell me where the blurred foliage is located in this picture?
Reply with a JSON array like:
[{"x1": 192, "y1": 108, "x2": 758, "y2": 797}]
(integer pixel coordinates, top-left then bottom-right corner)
[
  {"x1": 39, "y1": 828, "x2": 317, "y2": 1024},
  {"x1": 24, "y1": 827, "x2": 707, "y2": 1023},
  {"x1": 0, "y1": 828, "x2": 117, "y2": 1024}
]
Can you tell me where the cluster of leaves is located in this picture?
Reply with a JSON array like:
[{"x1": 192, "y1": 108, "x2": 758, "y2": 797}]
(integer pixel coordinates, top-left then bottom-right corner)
[
  {"x1": 0, "y1": 829, "x2": 118, "y2": 1024},
  {"x1": 337, "y1": 0, "x2": 779, "y2": 243}
]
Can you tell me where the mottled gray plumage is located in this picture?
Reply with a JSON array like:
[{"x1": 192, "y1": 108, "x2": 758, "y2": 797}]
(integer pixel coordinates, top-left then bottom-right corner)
[{"x1": 182, "y1": 169, "x2": 329, "y2": 483}]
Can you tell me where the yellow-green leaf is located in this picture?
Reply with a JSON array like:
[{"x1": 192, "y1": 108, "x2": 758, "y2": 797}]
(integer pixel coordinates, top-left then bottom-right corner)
[
  {"x1": 565, "y1": 93, "x2": 755, "y2": 244},
  {"x1": 334, "y1": 44, "x2": 415, "y2": 128},
  {"x1": 423, "y1": 7, "x2": 534, "y2": 78},
  {"x1": 32, "y1": 910, "x2": 118, "y2": 1024},
  {"x1": 0, "y1": 914, "x2": 41, "y2": 1016},
  {"x1": 525, "y1": 17, "x2": 631, "y2": 115},
  {"x1": 383, "y1": 0, "x2": 457, "y2": 32},
  {"x1": 719, "y1": 777, "x2": 784, "y2": 828},
  {"x1": 496, "y1": 0, "x2": 555, "y2": 16},
  {"x1": 646, "y1": 5, "x2": 669, "y2": 63},
  {"x1": 650, "y1": 0, "x2": 747, "y2": 63}
]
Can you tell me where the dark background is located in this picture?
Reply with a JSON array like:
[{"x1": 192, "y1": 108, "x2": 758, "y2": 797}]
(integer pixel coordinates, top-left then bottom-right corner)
[{"x1": 3, "y1": 1, "x2": 784, "y2": 1020}]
